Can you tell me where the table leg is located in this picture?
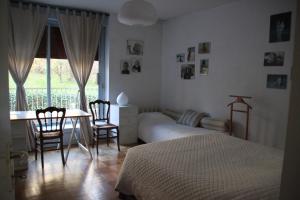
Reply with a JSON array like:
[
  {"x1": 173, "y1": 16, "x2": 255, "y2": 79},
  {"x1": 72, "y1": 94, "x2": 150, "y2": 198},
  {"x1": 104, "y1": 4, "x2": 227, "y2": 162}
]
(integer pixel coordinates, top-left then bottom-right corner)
[
  {"x1": 57, "y1": 119, "x2": 68, "y2": 150},
  {"x1": 80, "y1": 119, "x2": 93, "y2": 160},
  {"x1": 65, "y1": 117, "x2": 93, "y2": 162},
  {"x1": 65, "y1": 117, "x2": 78, "y2": 163}
]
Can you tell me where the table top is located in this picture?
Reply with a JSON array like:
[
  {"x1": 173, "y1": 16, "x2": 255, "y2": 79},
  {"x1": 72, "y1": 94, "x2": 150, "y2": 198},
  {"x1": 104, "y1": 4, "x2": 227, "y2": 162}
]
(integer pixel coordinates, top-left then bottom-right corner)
[{"x1": 10, "y1": 109, "x2": 91, "y2": 121}]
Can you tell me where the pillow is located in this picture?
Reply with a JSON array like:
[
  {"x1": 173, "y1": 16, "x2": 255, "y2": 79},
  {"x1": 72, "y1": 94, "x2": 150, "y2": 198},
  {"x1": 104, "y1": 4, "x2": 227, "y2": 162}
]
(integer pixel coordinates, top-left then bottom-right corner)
[
  {"x1": 177, "y1": 110, "x2": 205, "y2": 127},
  {"x1": 162, "y1": 109, "x2": 182, "y2": 120},
  {"x1": 201, "y1": 117, "x2": 228, "y2": 132}
]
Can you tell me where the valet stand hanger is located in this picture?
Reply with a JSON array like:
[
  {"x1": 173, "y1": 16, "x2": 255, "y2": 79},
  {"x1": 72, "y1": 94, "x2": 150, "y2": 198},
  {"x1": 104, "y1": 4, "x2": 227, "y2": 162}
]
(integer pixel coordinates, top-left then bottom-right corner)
[{"x1": 227, "y1": 95, "x2": 252, "y2": 140}]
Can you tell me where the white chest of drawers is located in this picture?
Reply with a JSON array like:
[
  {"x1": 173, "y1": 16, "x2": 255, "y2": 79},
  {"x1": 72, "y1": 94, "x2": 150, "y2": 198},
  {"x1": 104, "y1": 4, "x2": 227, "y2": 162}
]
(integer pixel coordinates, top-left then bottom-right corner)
[{"x1": 110, "y1": 104, "x2": 138, "y2": 145}]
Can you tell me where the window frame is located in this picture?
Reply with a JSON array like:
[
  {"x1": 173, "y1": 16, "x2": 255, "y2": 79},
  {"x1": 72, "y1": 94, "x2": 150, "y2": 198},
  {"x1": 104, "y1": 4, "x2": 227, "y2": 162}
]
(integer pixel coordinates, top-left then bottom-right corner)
[
  {"x1": 44, "y1": 19, "x2": 102, "y2": 107},
  {"x1": 9, "y1": 16, "x2": 107, "y2": 111}
]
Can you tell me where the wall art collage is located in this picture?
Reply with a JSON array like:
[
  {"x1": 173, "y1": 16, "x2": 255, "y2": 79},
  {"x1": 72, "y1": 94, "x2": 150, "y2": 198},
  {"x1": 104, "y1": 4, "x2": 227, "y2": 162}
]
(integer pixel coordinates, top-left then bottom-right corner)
[
  {"x1": 121, "y1": 40, "x2": 143, "y2": 75},
  {"x1": 265, "y1": 11, "x2": 291, "y2": 89},
  {"x1": 177, "y1": 42, "x2": 211, "y2": 80}
]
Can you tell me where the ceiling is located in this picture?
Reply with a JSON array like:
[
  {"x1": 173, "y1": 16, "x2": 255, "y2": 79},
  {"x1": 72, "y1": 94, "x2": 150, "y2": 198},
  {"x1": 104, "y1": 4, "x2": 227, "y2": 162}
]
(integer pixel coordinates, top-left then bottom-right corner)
[{"x1": 27, "y1": 0, "x2": 239, "y2": 20}]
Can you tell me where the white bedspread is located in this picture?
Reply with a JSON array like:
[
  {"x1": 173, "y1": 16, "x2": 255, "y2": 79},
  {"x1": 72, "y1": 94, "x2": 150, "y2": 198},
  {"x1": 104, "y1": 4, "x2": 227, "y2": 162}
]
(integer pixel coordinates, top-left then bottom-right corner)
[
  {"x1": 138, "y1": 112, "x2": 220, "y2": 143},
  {"x1": 115, "y1": 134, "x2": 283, "y2": 200}
]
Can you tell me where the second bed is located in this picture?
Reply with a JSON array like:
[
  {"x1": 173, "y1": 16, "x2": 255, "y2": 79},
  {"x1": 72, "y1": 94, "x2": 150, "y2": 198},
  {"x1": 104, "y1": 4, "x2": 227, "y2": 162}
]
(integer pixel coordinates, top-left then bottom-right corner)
[{"x1": 138, "y1": 112, "x2": 224, "y2": 143}]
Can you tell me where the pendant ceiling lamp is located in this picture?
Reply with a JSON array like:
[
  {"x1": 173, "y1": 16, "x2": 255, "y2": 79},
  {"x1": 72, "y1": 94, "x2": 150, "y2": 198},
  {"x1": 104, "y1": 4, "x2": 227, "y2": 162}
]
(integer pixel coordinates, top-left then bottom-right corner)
[{"x1": 118, "y1": 0, "x2": 158, "y2": 26}]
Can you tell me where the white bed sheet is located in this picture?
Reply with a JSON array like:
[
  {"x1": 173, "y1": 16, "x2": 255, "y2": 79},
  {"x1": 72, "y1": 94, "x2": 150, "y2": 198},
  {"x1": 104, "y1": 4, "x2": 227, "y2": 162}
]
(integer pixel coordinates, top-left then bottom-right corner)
[
  {"x1": 138, "y1": 112, "x2": 222, "y2": 143},
  {"x1": 116, "y1": 134, "x2": 283, "y2": 200}
]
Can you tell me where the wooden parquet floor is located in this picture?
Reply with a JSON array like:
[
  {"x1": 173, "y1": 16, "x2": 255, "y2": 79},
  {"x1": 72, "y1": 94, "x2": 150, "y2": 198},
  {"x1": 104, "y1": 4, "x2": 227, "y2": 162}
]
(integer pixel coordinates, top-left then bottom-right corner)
[{"x1": 15, "y1": 143, "x2": 131, "y2": 200}]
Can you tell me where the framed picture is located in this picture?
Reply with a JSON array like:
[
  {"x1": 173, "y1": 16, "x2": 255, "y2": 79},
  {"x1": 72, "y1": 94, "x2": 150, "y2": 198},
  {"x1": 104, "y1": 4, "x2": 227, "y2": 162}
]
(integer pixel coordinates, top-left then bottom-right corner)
[
  {"x1": 266, "y1": 74, "x2": 287, "y2": 89},
  {"x1": 181, "y1": 64, "x2": 195, "y2": 80},
  {"x1": 269, "y1": 12, "x2": 292, "y2": 43},
  {"x1": 176, "y1": 53, "x2": 185, "y2": 62},
  {"x1": 131, "y1": 58, "x2": 142, "y2": 73},
  {"x1": 200, "y1": 59, "x2": 209, "y2": 75},
  {"x1": 120, "y1": 60, "x2": 130, "y2": 75},
  {"x1": 264, "y1": 51, "x2": 285, "y2": 66},
  {"x1": 187, "y1": 47, "x2": 195, "y2": 62},
  {"x1": 198, "y1": 42, "x2": 211, "y2": 54},
  {"x1": 127, "y1": 40, "x2": 144, "y2": 55}
]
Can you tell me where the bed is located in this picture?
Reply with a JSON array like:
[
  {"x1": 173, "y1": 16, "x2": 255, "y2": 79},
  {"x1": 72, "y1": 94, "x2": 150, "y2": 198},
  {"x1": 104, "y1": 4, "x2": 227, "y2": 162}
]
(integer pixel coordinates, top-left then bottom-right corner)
[
  {"x1": 138, "y1": 112, "x2": 223, "y2": 143},
  {"x1": 115, "y1": 134, "x2": 283, "y2": 200}
]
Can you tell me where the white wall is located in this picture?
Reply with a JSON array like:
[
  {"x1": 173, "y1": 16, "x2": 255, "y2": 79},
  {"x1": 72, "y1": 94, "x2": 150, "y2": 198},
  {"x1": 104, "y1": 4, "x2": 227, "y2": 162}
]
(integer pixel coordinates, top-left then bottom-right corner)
[
  {"x1": 161, "y1": 0, "x2": 297, "y2": 148},
  {"x1": 0, "y1": 0, "x2": 13, "y2": 199},
  {"x1": 107, "y1": 15, "x2": 162, "y2": 109}
]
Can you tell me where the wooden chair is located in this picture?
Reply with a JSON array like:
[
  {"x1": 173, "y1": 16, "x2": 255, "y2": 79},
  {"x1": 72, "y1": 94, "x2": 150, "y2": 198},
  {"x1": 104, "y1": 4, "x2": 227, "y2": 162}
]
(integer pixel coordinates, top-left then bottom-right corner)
[
  {"x1": 35, "y1": 107, "x2": 66, "y2": 169},
  {"x1": 89, "y1": 100, "x2": 120, "y2": 154}
]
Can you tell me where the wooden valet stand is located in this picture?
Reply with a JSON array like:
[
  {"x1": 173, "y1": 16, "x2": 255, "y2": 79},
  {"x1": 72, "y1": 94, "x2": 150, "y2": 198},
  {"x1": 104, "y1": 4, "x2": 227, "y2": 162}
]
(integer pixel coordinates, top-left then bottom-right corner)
[{"x1": 227, "y1": 95, "x2": 252, "y2": 140}]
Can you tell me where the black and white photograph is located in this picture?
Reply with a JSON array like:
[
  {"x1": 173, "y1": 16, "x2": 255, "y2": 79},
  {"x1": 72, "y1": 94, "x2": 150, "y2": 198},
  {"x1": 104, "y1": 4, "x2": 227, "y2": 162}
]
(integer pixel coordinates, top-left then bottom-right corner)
[
  {"x1": 131, "y1": 58, "x2": 142, "y2": 73},
  {"x1": 198, "y1": 42, "x2": 211, "y2": 54},
  {"x1": 187, "y1": 47, "x2": 195, "y2": 62},
  {"x1": 181, "y1": 64, "x2": 195, "y2": 80},
  {"x1": 120, "y1": 60, "x2": 130, "y2": 75},
  {"x1": 269, "y1": 12, "x2": 292, "y2": 43},
  {"x1": 176, "y1": 53, "x2": 185, "y2": 62},
  {"x1": 127, "y1": 40, "x2": 144, "y2": 55},
  {"x1": 264, "y1": 51, "x2": 285, "y2": 66},
  {"x1": 266, "y1": 74, "x2": 288, "y2": 89},
  {"x1": 200, "y1": 59, "x2": 209, "y2": 75}
]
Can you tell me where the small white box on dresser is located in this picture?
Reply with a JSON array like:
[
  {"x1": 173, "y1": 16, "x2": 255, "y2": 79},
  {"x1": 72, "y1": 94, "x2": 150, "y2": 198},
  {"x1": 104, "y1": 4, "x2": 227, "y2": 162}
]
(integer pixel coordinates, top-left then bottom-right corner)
[{"x1": 110, "y1": 104, "x2": 138, "y2": 145}]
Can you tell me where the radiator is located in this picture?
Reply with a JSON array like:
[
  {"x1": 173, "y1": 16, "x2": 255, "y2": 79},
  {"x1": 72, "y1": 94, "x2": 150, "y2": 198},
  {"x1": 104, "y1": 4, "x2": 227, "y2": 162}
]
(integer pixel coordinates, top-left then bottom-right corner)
[{"x1": 138, "y1": 106, "x2": 161, "y2": 113}]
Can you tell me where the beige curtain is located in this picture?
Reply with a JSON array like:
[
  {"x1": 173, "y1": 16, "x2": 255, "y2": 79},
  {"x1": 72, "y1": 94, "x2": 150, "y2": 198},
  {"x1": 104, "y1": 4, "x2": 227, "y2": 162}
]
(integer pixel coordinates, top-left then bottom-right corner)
[
  {"x1": 8, "y1": 4, "x2": 48, "y2": 151},
  {"x1": 57, "y1": 10, "x2": 102, "y2": 142}
]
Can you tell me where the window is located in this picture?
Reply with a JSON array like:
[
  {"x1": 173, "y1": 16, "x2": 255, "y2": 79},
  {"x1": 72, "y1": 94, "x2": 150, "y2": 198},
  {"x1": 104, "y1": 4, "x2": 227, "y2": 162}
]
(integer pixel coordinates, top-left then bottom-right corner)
[
  {"x1": 9, "y1": 20, "x2": 101, "y2": 111},
  {"x1": 25, "y1": 58, "x2": 48, "y2": 110},
  {"x1": 9, "y1": 58, "x2": 48, "y2": 111},
  {"x1": 86, "y1": 61, "x2": 99, "y2": 108},
  {"x1": 50, "y1": 58, "x2": 78, "y2": 109}
]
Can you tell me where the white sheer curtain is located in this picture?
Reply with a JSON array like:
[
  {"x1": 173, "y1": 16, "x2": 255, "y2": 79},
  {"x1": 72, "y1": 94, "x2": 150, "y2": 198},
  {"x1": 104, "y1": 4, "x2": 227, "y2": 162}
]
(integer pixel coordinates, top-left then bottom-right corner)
[
  {"x1": 57, "y1": 10, "x2": 102, "y2": 142},
  {"x1": 8, "y1": 4, "x2": 48, "y2": 151}
]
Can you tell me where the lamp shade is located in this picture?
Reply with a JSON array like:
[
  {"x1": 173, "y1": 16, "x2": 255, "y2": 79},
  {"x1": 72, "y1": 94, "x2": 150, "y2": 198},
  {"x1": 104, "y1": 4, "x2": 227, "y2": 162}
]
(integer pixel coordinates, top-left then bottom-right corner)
[
  {"x1": 116, "y1": 92, "x2": 129, "y2": 106},
  {"x1": 118, "y1": 0, "x2": 158, "y2": 26}
]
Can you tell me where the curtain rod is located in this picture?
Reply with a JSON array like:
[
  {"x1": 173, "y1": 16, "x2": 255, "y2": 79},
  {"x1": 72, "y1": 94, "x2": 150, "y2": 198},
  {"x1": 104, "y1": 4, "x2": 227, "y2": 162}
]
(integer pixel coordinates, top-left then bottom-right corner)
[{"x1": 10, "y1": 0, "x2": 110, "y2": 16}]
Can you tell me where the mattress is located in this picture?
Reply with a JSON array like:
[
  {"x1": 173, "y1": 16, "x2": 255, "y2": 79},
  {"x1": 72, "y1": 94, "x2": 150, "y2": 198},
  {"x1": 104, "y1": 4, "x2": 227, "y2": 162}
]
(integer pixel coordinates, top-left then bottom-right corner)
[
  {"x1": 138, "y1": 112, "x2": 220, "y2": 143},
  {"x1": 115, "y1": 134, "x2": 283, "y2": 200}
]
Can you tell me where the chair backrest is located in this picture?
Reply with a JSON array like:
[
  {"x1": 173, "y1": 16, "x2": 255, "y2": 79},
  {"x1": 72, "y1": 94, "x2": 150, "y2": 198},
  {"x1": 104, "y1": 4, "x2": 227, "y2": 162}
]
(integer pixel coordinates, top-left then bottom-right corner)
[
  {"x1": 89, "y1": 100, "x2": 110, "y2": 124},
  {"x1": 36, "y1": 107, "x2": 66, "y2": 137}
]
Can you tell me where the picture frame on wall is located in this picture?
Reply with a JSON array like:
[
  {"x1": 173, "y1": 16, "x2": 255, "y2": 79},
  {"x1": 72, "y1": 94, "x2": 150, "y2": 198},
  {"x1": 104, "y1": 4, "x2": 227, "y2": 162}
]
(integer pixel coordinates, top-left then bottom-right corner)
[
  {"x1": 198, "y1": 42, "x2": 211, "y2": 54},
  {"x1": 187, "y1": 47, "x2": 195, "y2": 62},
  {"x1": 269, "y1": 12, "x2": 292, "y2": 43},
  {"x1": 200, "y1": 59, "x2": 209, "y2": 75},
  {"x1": 266, "y1": 74, "x2": 287, "y2": 89},
  {"x1": 264, "y1": 51, "x2": 285, "y2": 66},
  {"x1": 127, "y1": 40, "x2": 144, "y2": 55},
  {"x1": 131, "y1": 58, "x2": 142, "y2": 73},
  {"x1": 181, "y1": 64, "x2": 195, "y2": 80},
  {"x1": 120, "y1": 60, "x2": 130, "y2": 75},
  {"x1": 176, "y1": 53, "x2": 185, "y2": 62}
]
